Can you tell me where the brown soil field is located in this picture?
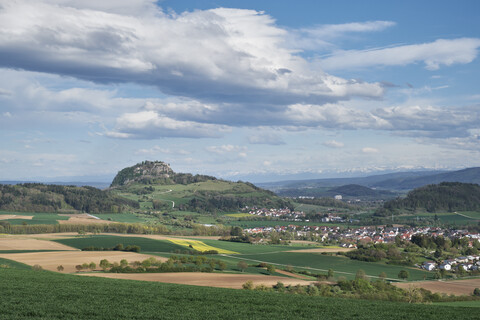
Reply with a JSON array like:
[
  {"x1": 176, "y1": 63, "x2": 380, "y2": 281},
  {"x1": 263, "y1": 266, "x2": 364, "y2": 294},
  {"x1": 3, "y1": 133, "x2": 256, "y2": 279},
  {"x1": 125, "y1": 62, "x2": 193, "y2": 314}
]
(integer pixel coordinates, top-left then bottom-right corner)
[
  {"x1": 0, "y1": 214, "x2": 33, "y2": 220},
  {"x1": 0, "y1": 251, "x2": 165, "y2": 273},
  {"x1": 0, "y1": 239, "x2": 77, "y2": 251},
  {"x1": 286, "y1": 247, "x2": 354, "y2": 253},
  {"x1": 81, "y1": 272, "x2": 315, "y2": 289},
  {"x1": 394, "y1": 278, "x2": 480, "y2": 295},
  {"x1": 58, "y1": 214, "x2": 113, "y2": 225},
  {"x1": 274, "y1": 269, "x2": 313, "y2": 280}
]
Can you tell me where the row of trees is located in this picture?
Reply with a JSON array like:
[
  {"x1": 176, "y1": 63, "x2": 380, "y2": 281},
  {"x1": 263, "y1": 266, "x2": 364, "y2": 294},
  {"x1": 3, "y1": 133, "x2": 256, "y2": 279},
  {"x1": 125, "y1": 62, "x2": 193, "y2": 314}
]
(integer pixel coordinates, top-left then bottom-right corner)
[{"x1": 0, "y1": 222, "x2": 169, "y2": 235}]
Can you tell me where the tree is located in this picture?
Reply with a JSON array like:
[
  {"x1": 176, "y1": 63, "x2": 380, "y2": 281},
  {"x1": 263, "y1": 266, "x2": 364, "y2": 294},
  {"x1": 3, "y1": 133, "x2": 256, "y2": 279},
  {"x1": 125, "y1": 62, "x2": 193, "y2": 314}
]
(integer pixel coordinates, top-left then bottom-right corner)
[
  {"x1": 355, "y1": 269, "x2": 367, "y2": 281},
  {"x1": 217, "y1": 261, "x2": 227, "y2": 271},
  {"x1": 327, "y1": 269, "x2": 335, "y2": 279},
  {"x1": 398, "y1": 270, "x2": 409, "y2": 280},
  {"x1": 57, "y1": 265, "x2": 64, "y2": 272},
  {"x1": 75, "y1": 265, "x2": 83, "y2": 272},
  {"x1": 230, "y1": 226, "x2": 243, "y2": 237},
  {"x1": 237, "y1": 261, "x2": 248, "y2": 272},
  {"x1": 89, "y1": 262, "x2": 96, "y2": 271},
  {"x1": 120, "y1": 259, "x2": 128, "y2": 268},
  {"x1": 99, "y1": 259, "x2": 111, "y2": 271},
  {"x1": 266, "y1": 264, "x2": 276, "y2": 274},
  {"x1": 379, "y1": 272, "x2": 387, "y2": 281},
  {"x1": 474, "y1": 288, "x2": 480, "y2": 296}
]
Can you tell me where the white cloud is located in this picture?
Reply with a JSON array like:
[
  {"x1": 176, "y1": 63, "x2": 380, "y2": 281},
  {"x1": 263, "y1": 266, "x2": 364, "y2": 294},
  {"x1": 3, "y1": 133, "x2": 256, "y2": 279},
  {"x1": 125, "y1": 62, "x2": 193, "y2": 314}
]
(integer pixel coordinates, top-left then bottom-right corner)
[
  {"x1": 135, "y1": 146, "x2": 190, "y2": 155},
  {"x1": 323, "y1": 140, "x2": 344, "y2": 148},
  {"x1": 320, "y1": 38, "x2": 480, "y2": 71},
  {"x1": 206, "y1": 145, "x2": 246, "y2": 155},
  {"x1": 362, "y1": 147, "x2": 379, "y2": 154},
  {"x1": 288, "y1": 21, "x2": 395, "y2": 51},
  {"x1": 0, "y1": 1, "x2": 384, "y2": 106},
  {"x1": 107, "y1": 111, "x2": 230, "y2": 139}
]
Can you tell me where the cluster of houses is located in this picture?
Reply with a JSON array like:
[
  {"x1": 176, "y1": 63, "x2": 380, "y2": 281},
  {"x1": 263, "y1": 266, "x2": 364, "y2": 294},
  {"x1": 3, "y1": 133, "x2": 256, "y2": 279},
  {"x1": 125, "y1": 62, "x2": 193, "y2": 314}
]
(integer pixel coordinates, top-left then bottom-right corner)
[
  {"x1": 422, "y1": 256, "x2": 480, "y2": 272},
  {"x1": 242, "y1": 207, "x2": 306, "y2": 220}
]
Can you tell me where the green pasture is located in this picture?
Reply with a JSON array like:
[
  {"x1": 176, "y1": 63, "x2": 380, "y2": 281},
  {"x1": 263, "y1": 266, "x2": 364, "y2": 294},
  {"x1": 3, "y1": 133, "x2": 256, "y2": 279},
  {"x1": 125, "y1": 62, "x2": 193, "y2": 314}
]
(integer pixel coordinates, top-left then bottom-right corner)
[
  {"x1": 1, "y1": 268, "x2": 479, "y2": 319},
  {"x1": 199, "y1": 239, "x2": 320, "y2": 254},
  {"x1": 94, "y1": 213, "x2": 145, "y2": 223},
  {"x1": 0, "y1": 212, "x2": 69, "y2": 225},
  {"x1": 434, "y1": 300, "x2": 480, "y2": 308},
  {"x1": 395, "y1": 211, "x2": 480, "y2": 225},
  {"x1": 0, "y1": 257, "x2": 32, "y2": 270},
  {"x1": 54, "y1": 235, "x2": 185, "y2": 253},
  {"x1": 227, "y1": 251, "x2": 431, "y2": 281}
]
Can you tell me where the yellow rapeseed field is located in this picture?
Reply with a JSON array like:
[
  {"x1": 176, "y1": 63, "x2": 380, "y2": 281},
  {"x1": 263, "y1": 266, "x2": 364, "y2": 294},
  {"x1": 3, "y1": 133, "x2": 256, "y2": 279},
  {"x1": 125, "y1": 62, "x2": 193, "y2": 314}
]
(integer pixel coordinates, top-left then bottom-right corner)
[{"x1": 167, "y1": 239, "x2": 238, "y2": 254}]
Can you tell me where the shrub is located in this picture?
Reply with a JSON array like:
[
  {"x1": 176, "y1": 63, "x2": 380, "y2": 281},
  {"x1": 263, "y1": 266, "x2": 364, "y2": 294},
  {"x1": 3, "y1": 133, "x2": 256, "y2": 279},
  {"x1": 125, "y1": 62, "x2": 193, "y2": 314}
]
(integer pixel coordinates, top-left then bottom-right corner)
[{"x1": 242, "y1": 280, "x2": 254, "y2": 290}]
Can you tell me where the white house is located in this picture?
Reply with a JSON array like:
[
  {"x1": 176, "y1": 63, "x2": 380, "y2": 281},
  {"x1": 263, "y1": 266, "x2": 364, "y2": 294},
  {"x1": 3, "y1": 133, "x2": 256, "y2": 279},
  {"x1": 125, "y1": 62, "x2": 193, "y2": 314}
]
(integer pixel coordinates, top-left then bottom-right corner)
[
  {"x1": 423, "y1": 261, "x2": 436, "y2": 271},
  {"x1": 439, "y1": 263, "x2": 452, "y2": 271}
]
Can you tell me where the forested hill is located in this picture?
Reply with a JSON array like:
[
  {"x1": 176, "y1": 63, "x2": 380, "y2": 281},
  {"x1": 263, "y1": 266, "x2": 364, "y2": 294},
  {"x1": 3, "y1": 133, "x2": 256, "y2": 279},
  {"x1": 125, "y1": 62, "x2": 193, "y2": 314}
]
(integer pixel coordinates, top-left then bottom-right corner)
[
  {"x1": 110, "y1": 161, "x2": 217, "y2": 187},
  {"x1": 0, "y1": 183, "x2": 139, "y2": 214},
  {"x1": 376, "y1": 182, "x2": 480, "y2": 215}
]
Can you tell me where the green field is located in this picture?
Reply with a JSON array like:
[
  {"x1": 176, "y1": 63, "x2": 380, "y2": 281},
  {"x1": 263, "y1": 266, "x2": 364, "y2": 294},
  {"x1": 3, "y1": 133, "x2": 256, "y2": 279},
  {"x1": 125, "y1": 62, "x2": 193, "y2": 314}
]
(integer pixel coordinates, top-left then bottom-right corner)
[
  {"x1": 199, "y1": 239, "x2": 320, "y2": 254},
  {"x1": 94, "y1": 213, "x2": 146, "y2": 223},
  {"x1": 434, "y1": 300, "x2": 480, "y2": 308},
  {"x1": 226, "y1": 251, "x2": 431, "y2": 281},
  {"x1": 395, "y1": 211, "x2": 480, "y2": 225},
  {"x1": 1, "y1": 268, "x2": 479, "y2": 319},
  {"x1": 0, "y1": 212, "x2": 69, "y2": 225},
  {"x1": 54, "y1": 235, "x2": 185, "y2": 253}
]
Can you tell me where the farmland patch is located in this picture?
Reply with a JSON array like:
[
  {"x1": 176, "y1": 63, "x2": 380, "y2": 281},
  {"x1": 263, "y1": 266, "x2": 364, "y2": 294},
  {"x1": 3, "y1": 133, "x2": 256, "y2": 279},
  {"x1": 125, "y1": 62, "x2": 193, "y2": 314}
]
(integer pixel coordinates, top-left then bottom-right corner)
[{"x1": 0, "y1": 251, "x2": 164, "y2": 273}]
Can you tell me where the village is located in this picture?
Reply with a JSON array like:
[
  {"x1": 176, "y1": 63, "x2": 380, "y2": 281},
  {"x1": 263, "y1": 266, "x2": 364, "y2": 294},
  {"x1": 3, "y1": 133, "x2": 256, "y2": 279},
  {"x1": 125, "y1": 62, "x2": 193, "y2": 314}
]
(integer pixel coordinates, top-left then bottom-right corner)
[{"x1": 240, "y1": 208, "x2": 480, "y2": 274}]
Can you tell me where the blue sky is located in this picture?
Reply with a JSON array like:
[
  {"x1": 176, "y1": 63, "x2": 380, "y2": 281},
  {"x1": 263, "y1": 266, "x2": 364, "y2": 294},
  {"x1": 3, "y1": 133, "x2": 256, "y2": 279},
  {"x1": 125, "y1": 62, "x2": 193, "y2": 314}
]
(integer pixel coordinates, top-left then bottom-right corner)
[{"x1": 0, "y1": 0, "x2": 479, "y2": 182}]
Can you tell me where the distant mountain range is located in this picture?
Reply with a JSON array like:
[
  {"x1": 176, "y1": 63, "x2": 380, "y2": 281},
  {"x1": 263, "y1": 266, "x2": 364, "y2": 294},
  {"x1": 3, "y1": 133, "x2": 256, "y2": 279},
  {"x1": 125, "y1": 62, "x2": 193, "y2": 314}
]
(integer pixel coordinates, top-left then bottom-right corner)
[{"x1": 257, "y1": 167, "x2": 480, "y2": 197}]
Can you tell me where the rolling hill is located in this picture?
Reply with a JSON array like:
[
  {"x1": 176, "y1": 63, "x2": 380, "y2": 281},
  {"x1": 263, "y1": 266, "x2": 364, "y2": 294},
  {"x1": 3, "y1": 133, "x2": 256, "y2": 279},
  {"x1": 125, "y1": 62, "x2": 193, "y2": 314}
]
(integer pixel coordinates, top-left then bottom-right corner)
[
  {"x1": 377, "y1": 182, "x2": 480, "y2": 215},
  {"x1": 258, "y1": 167, "x2": 480, "y2": 197},
  {"x1": 110, "y1": 161, "x2": 292, "y2": 212}
]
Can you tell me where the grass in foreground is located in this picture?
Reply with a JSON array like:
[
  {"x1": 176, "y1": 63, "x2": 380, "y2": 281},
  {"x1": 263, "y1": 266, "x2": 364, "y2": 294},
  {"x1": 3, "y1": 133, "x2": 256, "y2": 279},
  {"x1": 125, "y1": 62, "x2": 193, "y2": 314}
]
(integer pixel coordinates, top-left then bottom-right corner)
[{"x1": 1, "y1": 268, "x2": 480, "y2": 320}]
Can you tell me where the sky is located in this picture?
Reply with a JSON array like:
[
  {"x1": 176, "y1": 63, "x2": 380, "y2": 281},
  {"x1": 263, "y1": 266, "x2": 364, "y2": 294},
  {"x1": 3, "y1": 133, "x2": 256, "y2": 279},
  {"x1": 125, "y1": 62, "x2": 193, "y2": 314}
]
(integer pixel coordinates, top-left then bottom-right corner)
[{"x1": 0, "y1": 0, "x2": 479, "y2": 183}]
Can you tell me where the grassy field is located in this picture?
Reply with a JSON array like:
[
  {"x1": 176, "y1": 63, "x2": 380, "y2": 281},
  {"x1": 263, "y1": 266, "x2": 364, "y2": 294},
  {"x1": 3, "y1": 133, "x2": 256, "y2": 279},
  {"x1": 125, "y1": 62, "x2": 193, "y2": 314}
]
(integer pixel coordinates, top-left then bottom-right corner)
[
  {"x1": 199, "y1": 239, "x2": 321, "y2": 254},
  {"x1": 54, "y1": 235, "x2": 185, "y2": 253},
  {"x1": 0, "y1": 211, "x2": 72, "y2": 225},
  {"x1": 93, "y1": 213, "x2": 146, "y2": 223},
  {"x1": 395, "y1": 211, "x2": 480, "y2": 225},
  {"x1": 1, "y1": 268, "x2": 479, "y2": 319},
  {"x1": 226, "y1": 251, "x2": 431, "y2": 281},
  {"x1": 434, "y1": 300, "x2": 480, "y2": 308}
]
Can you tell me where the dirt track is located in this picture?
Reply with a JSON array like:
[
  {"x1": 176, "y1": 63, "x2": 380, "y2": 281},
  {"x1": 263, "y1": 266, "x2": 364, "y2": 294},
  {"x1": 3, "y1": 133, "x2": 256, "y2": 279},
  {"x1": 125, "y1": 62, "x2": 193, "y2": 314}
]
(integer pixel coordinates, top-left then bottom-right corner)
[
  {"x1": 394, "y1": 278, "x2": 480, "y2": 295},
  {"x1": 80, "y1": 272, "x2": 315, "y2": 289},
  {"x1": 0, "y1": 251, "x2": 165, "y2": 273}
]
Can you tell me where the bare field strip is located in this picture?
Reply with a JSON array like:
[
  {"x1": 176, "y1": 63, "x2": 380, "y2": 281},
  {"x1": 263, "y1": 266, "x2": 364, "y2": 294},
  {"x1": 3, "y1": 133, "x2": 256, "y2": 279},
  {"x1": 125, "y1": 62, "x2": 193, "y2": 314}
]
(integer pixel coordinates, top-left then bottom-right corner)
[
  {"x1": 0, "y1": 239, "x2": 77, "y2": 251},
  {"x1": 0, "y1": 215, "x2": 33, "y2": 220},
  {"x1": 285, "y1": 247, "x2": 354, "y2": 253},
  {"x1": 394, "y1": 278, "x2": 480, "y2": 295},
  {"x1": 0, "y1": 233, "x2": 82, "y2": 240},
  {"x1": 81, "y1": 272, "x2": 315, "y2": 289},
  {"x1": 0, "y1": 251, "x2": 165, "y2": 273},
  {"x1": 58, "y1": 214, "x2": 113, "y2": 225}
]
